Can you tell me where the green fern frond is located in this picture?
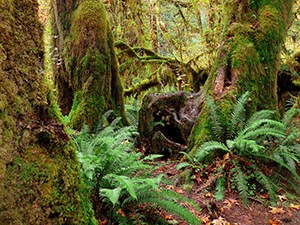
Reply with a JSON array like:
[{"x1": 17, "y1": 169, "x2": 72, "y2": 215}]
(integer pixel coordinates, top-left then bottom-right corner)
[
  {"x1": 206, "y1": 95, "x2": 224, "y2": 140},
  {"x1": 142, "y1": 154, "x2": 164, "y2": 161},
  {"x1": 106, "y1": 174, "x2": 138, "y2": 199},
  {"x1": 138, "y1": 198, "x2": 201, "y2": 225},
  {"x1": 282, "y1": 131, "x2": 300, "y2": 145},
  {"x1": 254, "y1": 170, "x2": 277, "y2": 205},
  {"x1": 241, "y1": 119, "x2": 285, "y2": 136},
  {"x1": 239, "y1": 127, "x2": 285, "y2": 140},
  {"x1": 263, "y1": 154, "x2": 300, "y2": 181},
  {"x1": 96, "y1": 110, "x2": 114, "y2": 131},
  {"x1": 100, "y1": 187, "x2": 122, "y2": 206},
  {"x1": 245, "y1": 110, "x2": 277, "y2": 127},
  {"x1": 195, "y1": 141, "x2": 229, "y2": 162},
  {"x1": 233, "y1": 139, "x2": 264, "y2": 154},
  {"x1": 228, "y1": 92, "x2": 250, "y2": 138},
  {"x1": 282, "y1": 108, "x2": 300, "y2": 126},
  {"x1": 231, "y1": 162, "x2": 249, "y2": 206},
  {"x1": 179, "y1": 151, "x2": 195, "y2": 163},
  {"x1": 159, "y1": 189, "x2": 201, "y2": 211},
  {"x1": 273, "y1": 148, "x2": 299, "y2": 170},
  {"x1": 199, "y1": 141, "x2": 230, "y2": 152},
  {"x1": 215, "y1": 175, "x2": 226, "y2": 201},
  {"x1": 125, "y1": 104, "x2": 139, "y2": 126},
  {"x1": 176, "y1": 162, "x2": 192, "y2": 170}
]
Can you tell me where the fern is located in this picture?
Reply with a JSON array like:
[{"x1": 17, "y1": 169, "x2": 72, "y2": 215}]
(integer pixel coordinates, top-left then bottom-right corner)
[
  {"x1": 215, "y1": 174, "x2": 226, "y2": 201},
  {"x1": 254, "y1": 170, "x2": 277, "y2": 205},
  {"x1": 282, "y1": 107, "x2": 300, "y2": 126},
  {"x1": 206, "y1": 95, "x2": 224, "y2": 140},
  {"x1": 105, "y1": 174, "x2": 138, "y2": 199},
  {"x1": 245, "y1": 110, "x2": 277, "y2": 127},
  {"x1": 193, "y1": 92, "x2": 300, "y2": 205},
  {"x1": 100, "y1": 187, "x2": 122, "y2": 206},
  {"x1": 195, "y1": 141, "x2": 229, "y2": 162},
  {"x1": 125, "y1": 103, "x2": 139, "y2": 126},
  {"x1": 74, "y1": 113, "x2": 201, "y2": 224},
  {"x1": 228, "y1": 92, "x2": 250, "y2": 138},
  {"x1": 138, "y1": 198, "x2": 201, "y2": 225},
  {"x1": 231, "y1": 162, "x2": 249, "y2": 206}
]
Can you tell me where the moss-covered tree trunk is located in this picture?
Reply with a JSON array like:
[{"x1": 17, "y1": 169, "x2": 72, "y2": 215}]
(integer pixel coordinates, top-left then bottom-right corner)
[
  {"x1": 52, "y1": 0, "x2": 128, "y2": 131},
  {"x1": 0, "y1": 0, "x2": 95, "y2": 224},
  {"x1": 188, "y1": 0, "x2": 294, "y2": 155}
]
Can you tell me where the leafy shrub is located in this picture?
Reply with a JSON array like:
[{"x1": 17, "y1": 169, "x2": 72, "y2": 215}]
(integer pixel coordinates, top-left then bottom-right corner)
[
  {"x1": 72, "y1": 115, "x2": 201, "y2": 224},
  {"x1": 194, "y1": 92, "x2": 300, "y2": 205}
]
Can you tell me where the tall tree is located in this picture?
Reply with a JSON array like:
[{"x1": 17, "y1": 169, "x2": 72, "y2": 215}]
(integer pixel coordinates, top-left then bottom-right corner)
[
  {"x1": 0, "y1": 0, "x2": 95, "y2": 223},
  {"x1": 52, "y1": 0, "x2": 128, "y2": 131},
  {"x1": 188, "y1": 0, "x2": 295, "y2": 155}
]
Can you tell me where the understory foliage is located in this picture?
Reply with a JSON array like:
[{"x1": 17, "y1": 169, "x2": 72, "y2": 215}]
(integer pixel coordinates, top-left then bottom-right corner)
[
  {"x1": 71, "y1": 113, "x2": 201, "y2": 224},
  {"x1": 189, "y1": 92, "x2": 300, "y2": 205}
]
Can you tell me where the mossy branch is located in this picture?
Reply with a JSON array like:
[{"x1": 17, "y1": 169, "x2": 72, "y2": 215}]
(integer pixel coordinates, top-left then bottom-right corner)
[
  {"x1": 115, "y1": 41, "x2": 176, "y2": 63},
  {"x1": 124, "y1": 76, "x2": 160, "y2": 97}
]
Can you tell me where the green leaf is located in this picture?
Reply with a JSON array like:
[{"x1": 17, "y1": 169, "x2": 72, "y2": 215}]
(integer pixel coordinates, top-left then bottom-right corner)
[
  {"x1": 228, "y1": 92, "x2": 250, "y2": 138},
  {"x1": 206, "y1": 95, "x2": 224, "y2": 140},
  {"x1": 107, "y1": 174, "x2": 137, "y2": 199},
  {"x1": 100, "y1": 187, "x2": 122, "y2": 206},
  {"x1": 231, "y1": 163, "x2": 249, "y2": 206},
  {"x1": 215, "y1": 175, "x2": 226, "y2": 201},
  {"x1": 142, "y1": 154, "x2": 164, "y2": 161},
  {"x1": 176, "y1": 162, "x2": 191, "y2": 170}
]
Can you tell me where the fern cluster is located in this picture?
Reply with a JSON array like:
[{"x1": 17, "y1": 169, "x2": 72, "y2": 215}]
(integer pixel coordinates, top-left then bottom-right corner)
[
  {"x1": 194, "y1": 92, "x2": 300, "y2": 205},
  {"x1": 72, "y1": 114, "x2": 201, "y2": 224}
]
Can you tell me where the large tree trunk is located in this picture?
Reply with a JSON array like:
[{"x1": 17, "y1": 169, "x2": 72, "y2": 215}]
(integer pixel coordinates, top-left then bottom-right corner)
[
  {"x1": 138, "y1": 0, "x2": 295, "y2": 158},
  {"x1": 52, "y1": 0, "x2": 128, "y2": 131},
  {"x1": 188, "y1": 0, "x2": 294, "y2": 155},
  {"x1": 0, "y1": 0, "x2": 95, "y2": 224}
]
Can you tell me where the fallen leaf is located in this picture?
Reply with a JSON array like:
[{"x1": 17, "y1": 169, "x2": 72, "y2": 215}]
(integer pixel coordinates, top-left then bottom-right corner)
[
  {"x1": 116, "y1": 208, "x2": 126, "y2": 217},
  {"x1": 212, "y1": 217, "x2": 230, "y2": 225},
  {"x1": 205, "y1": 192, "x2": 213, "y2": 197},
  {"x1": 290, "y1": 203, "x2": 300, "y2": 210},
  {"x1": 201, "y1": 215, "x2": 211, "y2": 224},
  {"x1": 165, "y1": 214, "x2": 174, "y2": 220},
  {"x1": 98, "y1": 218, "x2": 108, "y2": 225},
  {"x1": 223, "y1": 198, "x2": 239, "y2": 209},
  {"x1": 269, "y1": 207, "x2": 285, "y2": 215},
  {"x1": 166, "y1": 185, "x2": 175, "y2": 190},
  {"x1": 175, "y1": 188, "x2": 184, "y2": 194},
  {"x1": 278, "y1": 195, "x2": 287, "y2": 202},
  {"x1": 269, "y1": 219, "x2": 282, "y2": 225}
]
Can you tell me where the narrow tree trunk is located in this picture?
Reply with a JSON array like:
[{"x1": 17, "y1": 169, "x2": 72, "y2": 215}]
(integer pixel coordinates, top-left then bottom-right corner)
[
  {"x1": 188, "y1": 0, "x2": 294, "y2": 155},
  {"x1": 52, "y1": 0, "x2": 128, "y2": 131},
  {"x1": 0, "y1": 0, "x2": 95, "y2": 224}
]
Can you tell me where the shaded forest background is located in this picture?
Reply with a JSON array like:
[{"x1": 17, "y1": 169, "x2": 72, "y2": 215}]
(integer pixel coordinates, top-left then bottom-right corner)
[{"x1": 0, "y1": 0, "x2": 300, "y2": 224}]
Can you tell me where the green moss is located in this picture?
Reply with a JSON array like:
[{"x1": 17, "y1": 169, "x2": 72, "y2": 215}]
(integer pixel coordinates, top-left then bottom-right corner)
[
  {"x1": 188, "y1": 106, "x2": 211, "y2": 157},
  {"x1": 3, "y1": 146, "x2": 96, "y2": 224},
  {"x1": 0, "y1": 0, "x2": 96, "y2": 223},
  {"x1": 188, "y1": 0, "x2": 293, "y2": 157},
  {"x1": 64, "y1": 0, "x2": 128, "y2": 131}
]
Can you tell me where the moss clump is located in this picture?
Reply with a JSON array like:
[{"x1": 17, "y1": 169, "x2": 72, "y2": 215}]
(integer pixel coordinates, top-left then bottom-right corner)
[
  {"x1": 61, "y1": 0, "x2": 128, "y2": 131},
  {"x1": 0, "y1": 0, "x2": 96, "y2": 223},
  {"x1": 188, "y1": 0, "x2": 294, "y2": 155}
]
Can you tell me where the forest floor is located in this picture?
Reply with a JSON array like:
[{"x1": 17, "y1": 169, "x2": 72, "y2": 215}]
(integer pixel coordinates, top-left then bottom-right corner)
[{"x1": 152, "y1": 160, "x2": 300, "y2": 225}]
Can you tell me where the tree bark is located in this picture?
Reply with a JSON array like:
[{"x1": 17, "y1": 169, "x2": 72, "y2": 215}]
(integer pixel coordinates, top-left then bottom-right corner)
[
  {"x1": 52, "y1": 0, "x2": 128, "y2": 131},
  {"x1": 188, "y1": 0, "x2": 295, "y2": 156},
  {"x1": 0, "y1": 0, "x2": 95, "y2": 224}
]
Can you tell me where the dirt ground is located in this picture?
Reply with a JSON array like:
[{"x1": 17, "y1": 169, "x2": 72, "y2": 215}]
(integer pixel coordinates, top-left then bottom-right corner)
[{"x1": 152, "y1": 160, "x2": 300, "y2": 225}]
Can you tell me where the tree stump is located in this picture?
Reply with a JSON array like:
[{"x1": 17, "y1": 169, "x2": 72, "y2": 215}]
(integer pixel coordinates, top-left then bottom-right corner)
[{"x1": 138, "y1": 91, "x2": 204, "y2": 158}]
